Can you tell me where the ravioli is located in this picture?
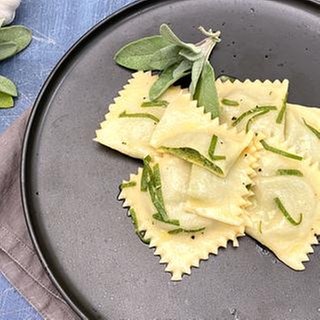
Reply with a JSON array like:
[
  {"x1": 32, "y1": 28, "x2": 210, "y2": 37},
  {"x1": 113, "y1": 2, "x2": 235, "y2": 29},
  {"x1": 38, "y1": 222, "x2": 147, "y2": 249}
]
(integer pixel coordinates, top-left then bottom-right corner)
[
  {"x1": 150, "y1": 93, "x2": 254, "y2": 177},
  {"x1": 95, "y1": 71, "x2": 186, "y2": 159},
  {"x1": 119, "y1": 154, "x2": 244, "y2": 280},
  {"x1": 285, "y1": 103, "x2": 320, "y2": 162},
  {"x1": 246, "y1": 138, "x2": 320, "y2": 270},
  {"x1": 216, "y1": 79, "x2": 289, "y2": 139},
  {"x1": 186, "y1": 137, "x2": 260, "y2": 227}
]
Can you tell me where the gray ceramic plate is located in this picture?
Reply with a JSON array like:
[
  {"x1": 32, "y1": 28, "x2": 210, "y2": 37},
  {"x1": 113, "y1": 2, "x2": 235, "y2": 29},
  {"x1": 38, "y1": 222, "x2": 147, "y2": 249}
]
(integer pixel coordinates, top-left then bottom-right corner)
[{"x1": 22, "y1": 0, "x2": 320, "y2": 319}]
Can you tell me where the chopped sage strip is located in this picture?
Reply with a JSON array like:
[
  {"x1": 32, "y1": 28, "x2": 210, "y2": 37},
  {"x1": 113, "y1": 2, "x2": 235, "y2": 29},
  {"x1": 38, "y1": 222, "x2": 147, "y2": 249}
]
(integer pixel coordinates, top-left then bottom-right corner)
[
  {"x1": 221, "y1": 98, "x2": 239, "y2": 106},
  {"x1": 274, "y1": 197, "x2": 303, "y2": 226},
  {"x1": 245, "y1": 109, "x2": 270, "y2": 133},
  {"x1": 152, "y1": 164, "x2": 165, "y2": 205},
  {"x1": 302, "y1": 118, "x2": 320, "y2": 140},
  {"x1": 207, "y1": 135, "x2": 226, "y2": 160},
  {"x1": 129, "y1": 208, "x2": 150, "y2": 244},
  {"x1": 159, "y1": 146, "x2": 223, "y2": 176},
  {"x1": 276, "y1": 92, "x2": 288, "y2": 124},
  {"x1": 210, "y1": 155, "x2": 226, "y2": 160},
  {"x1": 153, "y1": 213, "x2": 180, "y2": 226},
  {"x1": 276, "y1": 169, "x2": 303, "y2": 177},
  {"x1": 208, "y1": 135, "x2": 218, "y2": 159},
  {"x1": 119, "y1": 110, "x2": 159, "y2": 123},
  {"x1": 143, "y1": 157, "x2": 180, "y2": 226},
  {"x1": 232, "y1": 106, "x2": 277, "y2": 127},
  {"x1": 141, "y1": 99, "x2": 169, "y2": 108},
  {"x1": 168, "y1": 227, "x2": 206, "y2": 235},
  {"x1": 141, "y1": 156, "x2": 152, "y2": 191},
  {"x1": 245, "y1": 183, "x2": 252, "y2": 190},
  {"x1": 120, "y1": 181, "x2": 137, "y2": 189},
  {"x1": 260, "y1": 140, "x2": 303, "y2": 161},
  {"x1": 259, "y1": 221, "x2": 262, "y2": 234}
]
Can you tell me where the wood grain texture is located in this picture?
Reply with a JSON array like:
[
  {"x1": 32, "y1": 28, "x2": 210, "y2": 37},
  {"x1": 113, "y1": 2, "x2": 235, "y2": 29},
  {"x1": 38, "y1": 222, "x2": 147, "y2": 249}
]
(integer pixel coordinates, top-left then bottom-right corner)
[{"x1": 0, "y1": 0, "x2": 134, "y2": 133}]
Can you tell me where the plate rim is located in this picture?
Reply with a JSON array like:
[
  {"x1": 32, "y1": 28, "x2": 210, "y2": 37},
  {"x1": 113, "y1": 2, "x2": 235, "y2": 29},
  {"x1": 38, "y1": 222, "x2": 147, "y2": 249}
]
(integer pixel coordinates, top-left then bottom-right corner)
[
  {"x1": 20, "y1": 0, "x2": 320, "y2": 318},
  {"x1": 21, "y1": 0, "x2": 161, "y2": 318}
]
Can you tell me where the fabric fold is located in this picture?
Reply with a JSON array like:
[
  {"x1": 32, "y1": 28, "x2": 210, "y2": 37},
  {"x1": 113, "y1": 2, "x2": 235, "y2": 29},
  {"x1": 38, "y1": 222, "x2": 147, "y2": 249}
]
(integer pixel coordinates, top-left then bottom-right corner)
[{"x1": 0, "y1": 109, "x2": 79, "y2": 320}]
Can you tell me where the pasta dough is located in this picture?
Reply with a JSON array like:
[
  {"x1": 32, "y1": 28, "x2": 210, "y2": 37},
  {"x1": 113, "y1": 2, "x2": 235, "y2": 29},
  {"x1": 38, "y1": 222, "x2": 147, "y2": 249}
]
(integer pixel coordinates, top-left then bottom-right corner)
[
  {"x1": 246, "y1": 138, "x2": 320, "y2": 270},
  {"x1": 95, "y1": 71, "x2": 186, "y2": 159},
  {"x1": 119, "y1": 154, "x2": 244, "y2": 280},
  {"x1": 186, "y1": 138, "x2": 259, "y2": 226},
  {"x1": 150, "y1": 93, "x2": 254, "y2": 176},
  {"x1": 285, "y1": 103, "x2": 320, "y2": 162},
  {"x1": 217, "y1": 79, "x2": 289, "y2": 139}
]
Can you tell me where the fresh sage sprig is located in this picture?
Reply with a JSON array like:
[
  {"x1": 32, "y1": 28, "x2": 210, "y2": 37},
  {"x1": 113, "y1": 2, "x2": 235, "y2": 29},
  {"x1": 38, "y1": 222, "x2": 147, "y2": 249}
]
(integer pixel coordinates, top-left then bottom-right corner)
[
  {"x1": 114, "y1": 24, "x2": 221, "y2": 119},
  {"x1": 0, "y1": 23, "x2": 32, "y2": 109}
]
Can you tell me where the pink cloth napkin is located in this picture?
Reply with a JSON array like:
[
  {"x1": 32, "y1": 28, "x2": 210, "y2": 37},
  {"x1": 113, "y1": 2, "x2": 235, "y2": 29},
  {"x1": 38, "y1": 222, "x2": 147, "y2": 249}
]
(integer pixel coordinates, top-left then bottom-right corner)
[{"x1": 0, "y1": 109, "x2": 79, "y2": 320}]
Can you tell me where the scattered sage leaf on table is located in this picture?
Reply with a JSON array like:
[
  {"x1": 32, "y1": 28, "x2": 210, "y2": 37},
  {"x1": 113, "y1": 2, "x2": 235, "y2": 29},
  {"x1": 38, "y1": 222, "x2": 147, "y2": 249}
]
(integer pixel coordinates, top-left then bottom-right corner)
[
  {"x1": 0, "y1": 41, "x2": 17, "y2": 61},
  {"x1": 0, "y1": 92, "x2": 14, "y2": 108},
  {"x1": 0, "y1": 26, "x2": 32, "y2": 53},
  {"x1": 149, "y1": 60, "x2": 191, "y2": 101},
  {"x1": 0, "y1": 75, "x2": 17, "y2": 96},
  {"x1": 149, "y1": 44, "x2": 182, "y2": 70},
  {"x1": 194, "y1": 61, "x2": 220, "y2": 118},
  {"x1": 114, "y1": 35, "x2": 171, "y2": 70}
]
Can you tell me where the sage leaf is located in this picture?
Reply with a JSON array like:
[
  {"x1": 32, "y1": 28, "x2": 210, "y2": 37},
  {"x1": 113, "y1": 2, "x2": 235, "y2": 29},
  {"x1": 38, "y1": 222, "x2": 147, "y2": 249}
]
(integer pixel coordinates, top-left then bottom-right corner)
[
  {"x1": 129, "y1": 208, "x2": 150, "y2": 244},
  {"x1": 260, "y1": 140, "x2": 303, "y2": 161},
  {"x1": 149, "y1": 61, "x2": 191, "y2": 101},
  {"x1": 0, "y1": 41, "x2": 17, "y2": 61},
  {"x1": 276, "y1": 92, "x2": 288, "y2": 124},
  {"x1": 120, "y1": 181, "x2": 137, "y2": 189},
  {"x1": 274, "y1": 197, "x2": 302, "y2": 226},
  {"x1": 0, "y1": 26, "x2": 32, "y2": 53},
  {"x1": 0, "y1": 92, "x2": 14, "y2": 109},
  {"x1": 179, "y1": 47, "x2": 202, "y2": 61},
  {"x1": 302, "y1": 118, "x2": 320, "y2": 140},
  {"x1": 221, "y1": 98, "x2": 239, "y2": 106},
  {"x1": 160, "y1": 24, "x2": 200, "y2": 54},
  {"x1": 168, "y1": 227, "x2": 205, "y2": 234},
  {"x1": 172, "y1": 59, "x2": 192, "y2": 78},
  {"x1": 217, "y1": 75, "x2": 237, "y2": 83},
  {"x1": 233, "y1": 106, "x2": 277, "y2": 127},
  {"x1": 245, "y1": 109, "x2": 270, "y2": 133},
  {"x1": 114, "y1": 35, "x2": 171, "y2": 70},
  {"x1": 149, "y1": 44, "x2": 182, "y2": 70},
  {"x1": 276, "y1": 169, "x2": 303, "y2": 177},
  {"x1": 119, "y1": 110, "x2": 159, "y2": 123},
  {"x1": 141, "y1": 99, "x2": 168, "y2": 108},
  {"x1": 0, "y1": 75, "x2": 17, "y2": 96},
  {"x1": 194, "y1": 61, "x2": 220, "y2": 119},
  {"x1": 190, "y1": 57, "x2": 205, "y2": 95},
  {"x1": 159, "y1": 146, "x2": 223, "y2": 176}
]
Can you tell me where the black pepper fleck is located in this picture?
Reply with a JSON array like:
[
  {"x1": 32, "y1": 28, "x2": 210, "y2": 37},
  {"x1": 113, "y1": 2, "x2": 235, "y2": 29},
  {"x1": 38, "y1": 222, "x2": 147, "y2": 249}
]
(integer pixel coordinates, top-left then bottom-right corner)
[
  {"x1": 258, "y1": 168, "x2": 262, "y2": 172},
  {"x1": 231, "y1": 116, "x2": 237, "y2": 121},
  {"x1": 191, "y1": 235, "x2": 195, "y2": 240}
]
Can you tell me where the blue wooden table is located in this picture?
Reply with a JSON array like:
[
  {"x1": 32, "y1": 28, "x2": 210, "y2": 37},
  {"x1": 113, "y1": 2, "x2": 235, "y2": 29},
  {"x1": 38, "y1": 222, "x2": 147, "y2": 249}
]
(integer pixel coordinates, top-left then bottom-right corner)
[{"x1": 0, "y1": 0, "x2": 133, "y2": 318}]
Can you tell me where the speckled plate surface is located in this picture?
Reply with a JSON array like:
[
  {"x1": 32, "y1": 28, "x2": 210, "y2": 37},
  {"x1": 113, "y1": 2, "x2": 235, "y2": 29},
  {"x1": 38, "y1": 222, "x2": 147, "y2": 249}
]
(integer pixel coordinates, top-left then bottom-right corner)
[{"x1": 22, "y1": 0, "x2": 320, "y2": 319}]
